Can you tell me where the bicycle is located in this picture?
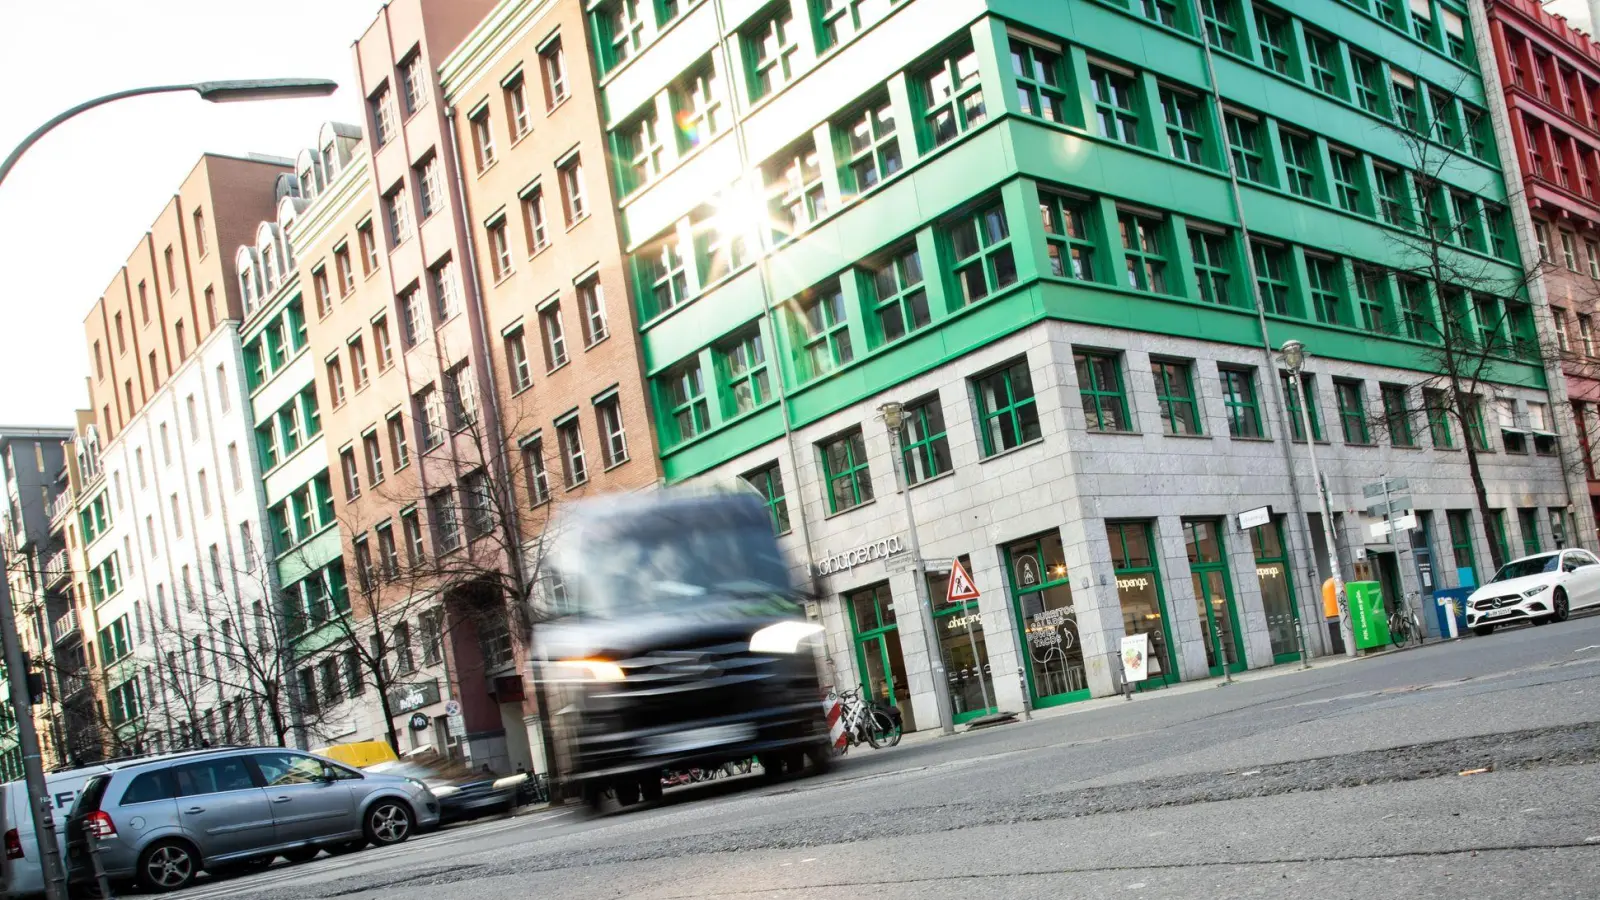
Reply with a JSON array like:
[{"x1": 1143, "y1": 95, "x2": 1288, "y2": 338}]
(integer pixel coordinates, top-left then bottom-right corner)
[
  {"x1": 1389, "y1": 594, "x2": 1423, "y2": 648},
  {"x1": 830, "y1": 687, "x2": 902, "y2": 753}
]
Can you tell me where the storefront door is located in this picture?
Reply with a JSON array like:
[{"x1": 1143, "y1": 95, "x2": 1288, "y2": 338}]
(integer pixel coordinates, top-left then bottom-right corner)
[
  {"x1": 1185, "y1": 519, "x2": 1247, "y2": 676},
  {"x1": 1108, "y1": 521, "x2": 1179, "y2": 688},
  {"x1": 845, "y1": 583, "x2": 914, "y2": 731},
  {"x1": 1250, "y1": 519, "x2": 1302, "y2": 663},
  {"x1": 1004, "y1": 532, "x2": 1089, "y2": 708},
  {"x1": 928, "y1": 557, "x2": 995, "y2": 723}
]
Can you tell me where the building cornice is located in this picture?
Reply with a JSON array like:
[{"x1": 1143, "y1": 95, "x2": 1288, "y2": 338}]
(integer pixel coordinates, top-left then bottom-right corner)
[{"x1": 438, "y1": 0, "x2": 556, "y2": 104}]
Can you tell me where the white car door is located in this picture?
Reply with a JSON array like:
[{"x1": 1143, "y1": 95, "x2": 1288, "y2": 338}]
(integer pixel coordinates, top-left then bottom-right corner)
[{"x1": 1572, "y1": 551, "x2": 1600, "y2": 609}]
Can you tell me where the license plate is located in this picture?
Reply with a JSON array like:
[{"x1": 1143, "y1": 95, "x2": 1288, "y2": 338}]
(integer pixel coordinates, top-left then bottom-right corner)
[
  {"x1": 646, "y1": 723, "x2": 756, "y2": 755},
  {"x1": 1484, "y1": 608, "x2": 1516, "y2": 618}
]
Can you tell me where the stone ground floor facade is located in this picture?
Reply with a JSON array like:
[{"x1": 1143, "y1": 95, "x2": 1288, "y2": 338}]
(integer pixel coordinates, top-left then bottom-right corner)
[{"x1": 690, "y1": 321, "x2": 1579, "y2": 731}]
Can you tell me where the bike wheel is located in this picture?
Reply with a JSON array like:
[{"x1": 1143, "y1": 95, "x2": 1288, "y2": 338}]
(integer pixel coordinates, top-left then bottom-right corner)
[
  {"x1": 1389, "y1": 616, "x2": 1407, "y2": 648},
  {"x1": 863, "y1": 709, "x2": 901, "y2": 749}
]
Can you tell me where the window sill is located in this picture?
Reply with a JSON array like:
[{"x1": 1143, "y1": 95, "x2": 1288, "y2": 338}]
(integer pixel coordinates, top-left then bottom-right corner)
[
  {"x1": 1392, "y1": 443, "x2": 1424, "y2": 451},
  {"x1": 546, "y1": 360, "x2": 571, "y2": 376},
  {"x1": 510, "y1": 130, "x2": 532, "y2": 150},
  {"x1": 564, "y1": 212, "x2": 590, "y2": 233},
  {"x1": 511, "y1": 383, "x2": 534, "y2": 398},
  {"x1": 563, "y1": 477, "x2": 589, "y2": 492},
  {"x1": 1228, "y1": 435, "x2": 1275, "y2": 444},
  {"x1": 904, "y1": 469, "x2": 956, "y2": 492},
  {"x1": 584, "y1": 332, "x2": 611, "y2": 350},
  {"x1": 528, "y1": 243, "x2": 552, "y2": 261},
  {"x1": 824, "y1": 498, "x2": 876, "y2": 520},
  {"x1": 602, "y1": 456, "x2": 630, "y2": 473},
  {"x1": 1085, "y1": 428, "x2": 1142, "y2": 437},
  {"x1": 980, "y1": 438, "x2": 1045, "y2": 464},
  {"x1": 1433, "y1": 445, "x2": 1462, "y2": 452},
  {"x1": 546, "y1": 95, "x2": 570, "y2": 117},
  {"x1": 493, "y1": 270, "x2": 515, "y2": 287},
  {"x1": 1161, "y1": 431, "x2": 1213, "y2": 440},
  {"x1": 476, "y1": 159, "x2": 499, "y2": 178},
  {"x1": 1343, "y1": 441, "x2": 1379, "y2": 448}
]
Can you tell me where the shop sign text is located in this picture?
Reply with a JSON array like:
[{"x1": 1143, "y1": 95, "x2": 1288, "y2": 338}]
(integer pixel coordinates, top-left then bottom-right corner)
[{"x1": 812, "y1": 535, "x2": 905, "y2": 576}]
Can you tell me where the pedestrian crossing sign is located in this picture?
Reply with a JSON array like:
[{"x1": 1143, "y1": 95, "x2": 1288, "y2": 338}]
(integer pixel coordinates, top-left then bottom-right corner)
[{"x1": 947, "y1": 558, "x2": 981, "y2": 603}]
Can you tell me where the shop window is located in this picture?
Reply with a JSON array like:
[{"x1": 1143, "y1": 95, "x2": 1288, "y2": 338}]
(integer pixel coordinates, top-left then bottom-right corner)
[
  {"x1": 819, "y1": 428, "x2": 873, "y2": 514},
  {"x1": 897, "y1": 396, "x2": 952, "y2": 485},
  {"x1": 1108, "y1": 521, "x2": 1176, "y2": 685},
  {"x1": 929, "y1": 554, "x2": 994, "y2": 722},
  {"x1": 972, "y1": 358, "x2": 1041, "y2": 456},
  {"x1": 1249, "y1": 520, "x2": 1302, "y2": 661},
  {"x1": 1152, "y1": 359, "x2": 1201, "y2": 435},
  {"x1": 1006, "y1": 533, "x2": 1085, "y2": 703},
  {"x1": 1075, "y1": 351, "x2": 1131, "y2": 432}
]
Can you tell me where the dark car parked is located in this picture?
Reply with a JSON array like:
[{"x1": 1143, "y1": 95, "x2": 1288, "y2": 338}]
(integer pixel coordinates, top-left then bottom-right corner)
[{"x1": 364, "y1": 759, "x2": 516, "y2": 823}]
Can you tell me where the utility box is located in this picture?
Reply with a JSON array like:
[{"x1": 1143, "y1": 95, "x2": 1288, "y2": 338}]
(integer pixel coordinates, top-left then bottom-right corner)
[{"x1": 1347, "y1": 581, "x2": 1391, "y2": 650}]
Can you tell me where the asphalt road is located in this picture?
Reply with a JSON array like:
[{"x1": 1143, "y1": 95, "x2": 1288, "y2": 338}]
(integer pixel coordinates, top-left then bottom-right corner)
[{"x1": 162, "y1": 613, "x2": 1600, "y2": 899}]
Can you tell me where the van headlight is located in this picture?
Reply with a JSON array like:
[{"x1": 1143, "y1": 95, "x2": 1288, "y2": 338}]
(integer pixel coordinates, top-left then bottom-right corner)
[
  {"x1": 750, "y1": 622, "x2": 824, "y2": 654},
  {"x1": 1523, "y1": 584, "x2": 1551, "y2": 597}
]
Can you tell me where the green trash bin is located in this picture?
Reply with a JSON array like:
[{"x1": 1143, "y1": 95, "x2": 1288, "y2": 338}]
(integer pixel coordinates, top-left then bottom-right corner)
[{"x1": 1347, "y1": 581, "x2": 1391, "y2": 650}]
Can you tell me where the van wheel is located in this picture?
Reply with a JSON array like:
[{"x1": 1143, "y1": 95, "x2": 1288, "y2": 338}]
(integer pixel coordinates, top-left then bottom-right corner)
[
  {"x1": 364, "y1": 800, "x2": 414, "y2": 846},
  {"x1": 137, "y1": 839, "x2": 199, "y2": 892}
]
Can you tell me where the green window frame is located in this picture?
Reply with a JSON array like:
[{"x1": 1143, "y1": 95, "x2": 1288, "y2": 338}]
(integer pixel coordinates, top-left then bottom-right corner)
[
  {"x1": 1484, "y1": 204, "x2": 1510, "y2": 260},
  {"x1": 1334, "y1": 379, "x2": 1370, "y2": 443},
  {"x1": 1401, "y1": 278, "x2": 1436, "y2": 340},
  {"x1": 287, "y1": 300, "x2": 308, "y2": 351},
  {"x1": 1518, "y1": 508, "x2": 1542, "y2": 556},
  {"x1": 1466, "y1": 395, "x2": 1490, "y2": 451},
  {"x1": 1354, "y1": 266, "x2": 1388, "y2": 333},
  {"x1": 811, "y1": 0, "x2": 861, "y2": 52},
  {"x1": 1430, "y1": 88, "x2": 1460, "y2": 148},
  {"x1": 1281, "y1": 372, "x2": 1322, "y2": 441},
  {"x1": 1306, "y1": 256, "x2": 1344, "y2": 326},
  {"x1": 1189, "y1": 228, "x2": 1232, "y2": 305},
  {"x1": 1352, "y1": 53, "x2": 1385, "y2": 115},
  {"x1": 899, "y1": 397, "x2": 952, "y2": 485},
  {"x1": 637, "y1": 231, "x2": 689, "y2": 318},
  {"x1": 1392, "y1": 74, "x2": 1424, "y2": 133},
  {"x1": 1279, "y1": 130, "x2": 1317, "y2": 198},
  {"x1": 1040, "y1": 192, "x2": 1097, "y2": 282},
  {"x1": 1200, "y1": 0, "x2": 1242, "y2": 54},
  {"x1": 1330, "y1": 151, "x2": 1364, "y2": 213},
  {"x1": 1220, "y1": 367, "x2": 1263, "y2": 438},
  {"x1": 719, "y1": 328, "x2": 770, "y2": 417},
  {"x1": 1381, "y1": 384, "x2": 1415, "y2": 447},
  {"x1": 1089, "y1": 65, "x2": 1140, "y2": 146},
  {"x1": 820, "y1": 428, "x2": 873, "y2": 514},
  {"x1": 919, "y1": 44, "x2": 985, "y2": 150},
  {"x1": 1010, "y1": 37, "x2": 1068, "y2": 124},
  {"x1": 1464, "y1": 104, "x2": 1492, "y2": 161},
  {"x1": 1473, "y1": 294, "x2": 1503, "y2": 351},
  {"x1": 1160, "y1": 87, "x2": 1205, "y2": 164},
  {"x1": 794, "y1": 281, "x2": 854, "y2": 380},
  {"x1": 1076, "y1": 351, "x2": 1130, "y2": 432},
  {"x1": 838, "y1": 96, "x2": 902, "y2": 194},
  {"x1": 1304, "y1": 29, "x2": 1341, "y2": 96},
  {"x1": 743, "y1": 4, "x2": 798, "y2": 101},
  {"x1": 1119, "y1": 211, "x2": 1168, "y2": 294},
  {"x1": 866, "y1": 244, "x2": 929, "y2": 345},
  {"x1": 1425, "y1": 389, "x2": 1455, "y2": 447},
  {"x1": 659, "y1": 359, "x2": 710, "y2": 445},
  {"x1": 743, "y1": 462, "x2": 790, "y2": 535},
  {"x1": 1137, "y1": 0, "x2": 1179, "y2": 28},
  {"x1": 1252, "y1": 242, "x2": 1290, "y2": 315},
  {"x1": 1451, "y1": 192, "x2": 1483, "y2": 252},
  {"x1": 973, "y1": 359, "x2": 1041, "y2": 456},
  {"x1": 595, "y1": 0, "x2": 644, "y2": 73},
  {"x1": 1447, "y1": 509, "x2": 1477, "y2": 574},
  {"x1": 1254, "y1": 6, "x2": 1293, "y2": 75},
  {"x1": 1153, "y1": 359, "x2": 1201, "y2": 435},
  {"x1": 946, "y1": 202, "x2": 1016, "y2": 305},
  {"x1": 1375, "y1": 165, "x2": 1408, "y2": 227},
  {"x1": 1225, "y1": 113, "x2": 1266, "y2": 183}
]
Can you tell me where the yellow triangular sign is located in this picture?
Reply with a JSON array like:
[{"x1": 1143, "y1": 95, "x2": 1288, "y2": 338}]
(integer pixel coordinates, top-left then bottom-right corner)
[{"x1": 947, "y1": 558, "x2": 980, "y2": 603}]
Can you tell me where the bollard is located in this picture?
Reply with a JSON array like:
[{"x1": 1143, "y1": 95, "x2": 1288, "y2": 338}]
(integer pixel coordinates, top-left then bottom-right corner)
[{"x1": 1016, "y1": 668, "x2": 1033, "y2": 720}]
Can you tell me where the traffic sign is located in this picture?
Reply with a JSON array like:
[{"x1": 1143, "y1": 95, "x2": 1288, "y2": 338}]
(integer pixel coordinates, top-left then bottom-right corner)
[
  {"x1": 1237, "y1": 505, "x2": 1272, "y2": 530},
  {"x1": 443, "y1": 699, "x2": 461, "y2": 717},
  {"x1": 1369, "y1": 512, "x2": 1418, "y2": 539},
  {"x1": 1365, "y1": 495, "x2": 1413, "y2": 518},
  {"x1": 1362, "y1": 477, "x2": 1410, "y2": 498},
  {"x1": 946, "y1": 558, "x2": 980, "y2": 603}
]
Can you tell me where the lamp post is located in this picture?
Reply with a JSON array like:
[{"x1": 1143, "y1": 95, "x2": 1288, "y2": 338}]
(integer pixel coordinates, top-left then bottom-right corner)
[
  {"x1": 879, "y1": 402, "x2": 955, "y2": 736},
  {"x1": 0, "y1": 77, "x2": 337, "y2": 900},
  {"x1": 1279, "y1": 340, "x2": 1358, "y2": 659}
]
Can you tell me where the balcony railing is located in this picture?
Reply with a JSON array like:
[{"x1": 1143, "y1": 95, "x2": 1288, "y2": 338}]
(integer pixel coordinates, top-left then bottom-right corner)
[
  {"x1": 60, "y1": 671, "x2": 90, "y2": 699},
  {"x1": 51, "y1": 610, "x2": 79, "y2": 644},
  {"x1": 45, "y1": 548, "x2": 71, "y2": 586}
]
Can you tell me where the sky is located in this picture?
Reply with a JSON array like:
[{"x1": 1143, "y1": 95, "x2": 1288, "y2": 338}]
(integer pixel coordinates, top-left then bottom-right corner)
[
  {"x1": 0, "y1": 0, "x2": 383, "y2": 427},
  {"x1": 0, "y1": 1, "x2": 1596, "y2": 430}
]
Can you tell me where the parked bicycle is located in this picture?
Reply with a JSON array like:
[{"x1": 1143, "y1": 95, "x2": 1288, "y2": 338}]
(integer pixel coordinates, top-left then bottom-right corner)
[
  {"x1": 1389, "y1": 593, "x2": 1423, "y2": 648},
  {"x1": 830, "y1": 687, "x2": 903, "y2": 754}
]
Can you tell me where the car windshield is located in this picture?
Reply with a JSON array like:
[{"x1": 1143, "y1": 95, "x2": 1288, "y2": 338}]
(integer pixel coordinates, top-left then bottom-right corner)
[
  {"x1": 1490, "y1": 555, "x2": 1559, "y2": 582},
  {"x1": 567, "y1": 503, "x2": 796, "y2": 619}
]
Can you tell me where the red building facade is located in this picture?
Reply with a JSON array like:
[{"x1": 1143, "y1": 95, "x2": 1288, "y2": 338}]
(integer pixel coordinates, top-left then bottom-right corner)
[{"x1": 1487, "y1": 0, "x2": 1600, "y2": 531}]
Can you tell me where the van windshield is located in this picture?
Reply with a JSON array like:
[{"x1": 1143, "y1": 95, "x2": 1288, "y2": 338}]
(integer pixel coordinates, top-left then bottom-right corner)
[
  {"x1": 1490, "y1": 555, "x2": 1559, "y2": 582},
  {"x1": 569, "y1": 510, "x2": 796, "y2": 619}
]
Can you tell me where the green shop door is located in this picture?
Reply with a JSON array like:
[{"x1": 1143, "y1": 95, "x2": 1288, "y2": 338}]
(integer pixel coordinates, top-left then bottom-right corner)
[
  {"x1": 1250, "y1": 519, "x2": 1303, "y2": 664},
  {"x1": 845, "y1": 583, "x2": 915, "y2": 731},
  {"x1": 1184, "y1": 519, "x2": 1247, "y2": 676},
  {"x1": 1004, "y1": 532, "x2": 1089, "y2": 708},
  {"x1": 1108, "y1": 522, "x2": 1179, "y2": 688}
]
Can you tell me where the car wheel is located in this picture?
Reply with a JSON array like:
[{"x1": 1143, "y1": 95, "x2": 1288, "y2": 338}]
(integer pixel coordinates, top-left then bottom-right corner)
[
  {"x1": 281, "y1": 847, "x2": 320, "y2": 864},
  {"x1": 757, "y1": 753, "x2": 786, "y2": 781},
  {"x1": 614, "y1": 780, "x2": 641, "y2": 807},
  {"x1": 1553, "y1": 588, "x2": 1571, "y2": 622},
  {"x1": 1473, "y1": 625, "x2": 1496, "y2": 637},
  {"x1": 364, "y1": 800, "x2": 414, "y2": 846},
  {"x1": 581, "y1": 781, "x2": 606, "y2": 814},
  {"x1": 640, "y1": 773, "x2": 663, "y2": 803},
  {"x1": 326, "y1": 840, "x2": 366, "y2": 856},
  {"x1": 137, "y1": 839, "x2": 199, "y2": 893},
  {"x1": 805, "y1": 742, "x2": 834, "y2": 776}
]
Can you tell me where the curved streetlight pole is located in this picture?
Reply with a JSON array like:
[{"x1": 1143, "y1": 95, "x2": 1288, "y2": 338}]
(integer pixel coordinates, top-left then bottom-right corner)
[{"x1": 0, "y1": 77, "x2": 336, "y2": 900}]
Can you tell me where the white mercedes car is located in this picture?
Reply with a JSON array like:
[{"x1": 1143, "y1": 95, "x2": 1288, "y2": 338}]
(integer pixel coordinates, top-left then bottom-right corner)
[{"x1": 1465, "y1": 548, "x2": 1600, "y2": 635}]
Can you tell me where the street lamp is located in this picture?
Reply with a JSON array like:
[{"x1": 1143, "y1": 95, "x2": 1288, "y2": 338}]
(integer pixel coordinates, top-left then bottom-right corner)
[
  {"x1": 0, "y1": 76, "x2": 337, "y2": 900},
  {"x1": 879, "y1": 402, "x2": 956, "y2": 736},
  {"x1": 1279, "y1": 340, "x2": 1358, "y2": 659}
]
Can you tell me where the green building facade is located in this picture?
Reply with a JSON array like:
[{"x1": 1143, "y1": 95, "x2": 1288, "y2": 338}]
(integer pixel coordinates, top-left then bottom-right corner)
[{"x1": 589, "y1": 0, "x2": 1574, "y2": 726}]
